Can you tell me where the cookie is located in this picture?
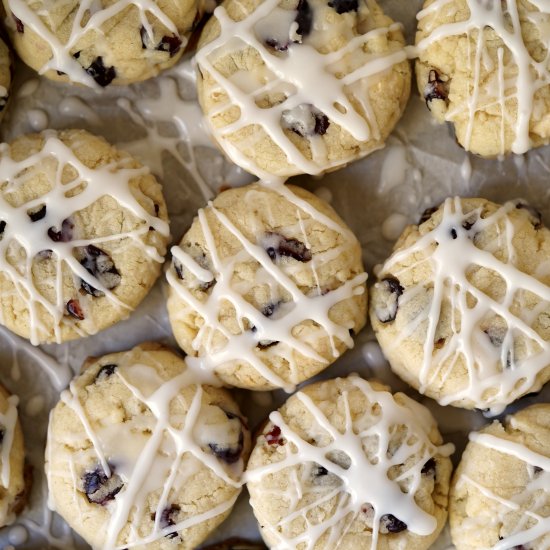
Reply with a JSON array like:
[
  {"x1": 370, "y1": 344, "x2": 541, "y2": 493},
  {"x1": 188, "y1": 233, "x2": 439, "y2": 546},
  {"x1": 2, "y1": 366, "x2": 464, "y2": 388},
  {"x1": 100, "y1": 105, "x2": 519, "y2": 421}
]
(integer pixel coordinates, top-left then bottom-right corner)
[
  {"x1": 245, "y1": 375, "x2": 453, "y2": 549},
  {"x1": 166, "y1": 183, "x2": 367, "y2": 391},
  {"x1": 449, "y1": 404, "x2": 550, "y2": 549},
  {"x1": 0, "y1": 37, "x2": 11, "y2": 123},
  {"x1": 0, "y1": 385, "x2": 26, "y2": 528},
  {"x1": 370, "y1": 197, "x2": 550, "y2": 413},
  {"x1": 195, "y1": 0, "x2": 411, "y2": 179},
  {"x1": 2, "y1": 0, "x2": 198, "y2": 87},
  {"x1": 0, "y1": 129, "x2": 170, "y2": 345},
  {"x1": 415, "y1": 0, "x2": 550, "y2": 157},
  {"x1": 46, "y1": 342, "x2": 250, "y2": 550}
]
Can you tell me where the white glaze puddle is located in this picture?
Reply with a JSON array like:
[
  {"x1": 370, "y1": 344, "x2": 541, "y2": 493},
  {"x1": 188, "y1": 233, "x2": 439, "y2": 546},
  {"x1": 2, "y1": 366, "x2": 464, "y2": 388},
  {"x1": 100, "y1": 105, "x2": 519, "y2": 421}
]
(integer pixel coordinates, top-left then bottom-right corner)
[
  {"x1": 245, "y1": 375, "x2": 454, "y2": 550},
  {"x1": 379, "y1": 197, "x2": 550, "y2": 414}
]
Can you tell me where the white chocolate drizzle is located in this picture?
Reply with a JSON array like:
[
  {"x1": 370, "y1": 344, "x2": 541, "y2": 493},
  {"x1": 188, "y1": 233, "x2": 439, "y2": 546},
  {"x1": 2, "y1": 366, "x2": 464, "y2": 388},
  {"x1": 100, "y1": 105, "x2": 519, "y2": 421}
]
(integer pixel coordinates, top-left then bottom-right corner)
[
  {"x1": 46, "y1": 349, "x2": 245, "y2": 549},
  {"x1": 167, "y1": 185, "x2": 367, "y2": 391},
  {"x1": 245, "y1": 375, "x2": 454, "y2": 549},
  {"x1": 378, "y1": 197, "x2": 550, "y2": 414},
  {"x1": 0, "y1": 130, "x2": 169, "y2": 344},
  {"x1": 414, "y1": 0, "x2": 550, "y2": 154},
  {"x1": 455, "y1": 428, "x2": 550, "y2": 549},
  {"x1": 6, "y1": 0, "x2": 181, "y2": 87},
  {"x1": 195, "y1": 0, "x2": 408, "y2": 178}
]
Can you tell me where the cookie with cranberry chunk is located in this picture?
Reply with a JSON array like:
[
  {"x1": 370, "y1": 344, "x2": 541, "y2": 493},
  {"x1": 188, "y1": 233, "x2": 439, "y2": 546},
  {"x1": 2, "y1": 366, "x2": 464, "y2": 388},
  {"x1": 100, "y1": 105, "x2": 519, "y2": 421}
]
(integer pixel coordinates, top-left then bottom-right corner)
[
  {"x1": 166, "y1": 183, "x2": 367, "y2": 391},
  {"x1": 195, "y1": 0, "x2": 410, "y2": 178},
  {"x1": 370, "y1": 197, "x2": 550, "y2": 413},
  {"x1": 450, "y1": 404, "x2": 550, "y2": 549},
  {"x1": 46, "y1": 343, "x2": 250, "y2": 550},
  {"x1": 3, "y1": 0, "x2": 198, "y2": 86},
  {"x1": 0, "y1": 129, "x2": 169, "y2": 344},
  {"x1": 245, "y1": 375, "x2": 453, "y2": 549}
]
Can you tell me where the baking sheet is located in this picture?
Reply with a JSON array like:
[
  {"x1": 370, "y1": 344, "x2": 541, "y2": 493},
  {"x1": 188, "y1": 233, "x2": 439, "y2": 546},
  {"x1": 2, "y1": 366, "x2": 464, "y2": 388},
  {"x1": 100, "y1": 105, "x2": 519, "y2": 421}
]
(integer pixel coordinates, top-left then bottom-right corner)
[{"x1": 0, "y1": 0, "x2": 549, "y2": 548}]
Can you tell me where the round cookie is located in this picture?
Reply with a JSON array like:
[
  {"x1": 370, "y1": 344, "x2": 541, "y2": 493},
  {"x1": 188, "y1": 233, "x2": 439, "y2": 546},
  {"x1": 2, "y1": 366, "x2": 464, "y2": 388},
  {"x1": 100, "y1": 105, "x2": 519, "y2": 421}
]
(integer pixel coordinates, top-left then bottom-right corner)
[
  {"x1": 166, "y1": 183, "x2": 367, "y2": 391},
  {"x1": 2, "y1": 0, "x2": 198, "y2": 87},
  {"x1": 415, "y1": 0, "x2": 550, "y2": 157},
  {"x1": 449, "y1": 404, "x2": 550, "y2": 549},
  {"x1": 195, "y1": 0, "x2": 411, "y2": 179},
  {"x1": 0, "y1": 385, "x2": 26, "y2": 528},
  {"x1": 245, "y1": 375, "x2": 453, "y2": 550},
  {"x1": 0, "y1": 37, "x2": 12, "y2": 123},
  {"x1": 0, "y1": 129, "x2": 170, "y2": 345},
  {"x1": 46, "y1": 342, "x2": 251, "y2": 550},
  {"x1": 370, "y1": 197, "x2": 550, "y2": 413}
]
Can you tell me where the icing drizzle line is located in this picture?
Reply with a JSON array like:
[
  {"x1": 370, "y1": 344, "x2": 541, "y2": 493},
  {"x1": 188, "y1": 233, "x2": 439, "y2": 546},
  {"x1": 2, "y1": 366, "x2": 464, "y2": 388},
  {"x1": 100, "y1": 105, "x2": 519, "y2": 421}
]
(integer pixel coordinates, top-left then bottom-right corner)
[
  {"x1": 0, "y1": 130, "x2": 169, "y2": 344},
  {"x1": 167, "y1": 185, "x2": 367, "y2": 391},
  {"x1": 244, "y1": 376, "x2": 454, "y2": 550},
  {"x1": 456, "y1": 428, "x2": 550, "y2": 549},
  {"x1": 7, "y1": 0, "x2": 181, "y2": 87},
  {"x1": 379, "y1": 197, "x2": 550, "y2": 414},
  {"x1": 46, "y1": 349, "x2": 245, "y2": 549},
  {"x1": 415, "y1": 0, "x2": 550, "y2": 154},
  {"x1": 195, "y1": 0, "x2": 408, "y2": 179}
]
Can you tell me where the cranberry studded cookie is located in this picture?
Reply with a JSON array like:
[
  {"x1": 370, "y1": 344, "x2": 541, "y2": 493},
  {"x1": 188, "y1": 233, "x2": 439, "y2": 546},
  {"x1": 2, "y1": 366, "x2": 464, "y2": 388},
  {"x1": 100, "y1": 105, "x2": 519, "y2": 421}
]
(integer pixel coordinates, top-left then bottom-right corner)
[
  {"x1": 2, "y1": 0, "x2": 198, "y2": 86},
  {"x1": 195, "y1": 0, "x2": 411, "y2": 179},
  {"x1": 415, "y1": 0, "x2": 550, "y2": 156},
  {"x1": 370, "y1": 197, "x2": 550, "y2": 413},
  {"x1": 0, "y1": 385, "x2": 27, "y2": 528},
  {"x1": 46, "y1": 343, "x2": 250, "y2": 550},
  {"x1": 245, "y1": 375, "x2": 453, "y2": 549},
  {"x1": 450, "y1": 404, "x2": 550, "y2": 549},
  {"x1": 166, "y1": 183, "x2": 367, "y2": 391},
  {"x1": 0, "y1": 129, "x2": 170, "y2": 344}
]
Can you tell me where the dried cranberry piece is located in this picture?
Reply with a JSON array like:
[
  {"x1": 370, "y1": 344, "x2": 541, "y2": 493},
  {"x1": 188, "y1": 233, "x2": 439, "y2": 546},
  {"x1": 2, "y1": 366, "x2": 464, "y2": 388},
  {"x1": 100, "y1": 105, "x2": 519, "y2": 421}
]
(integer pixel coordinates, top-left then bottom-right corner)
[
  {"x1": 0, "y1": 220, "x2": 6, "y2": 237},
  {"x1": 28, "y1": 205, "x2": 46, "y2": 222},
  {"x1": 82, "y1": 465, "x2": 123, "y2": 505},
  {"x1": 282, "y1": 104, "x2": 330, "y2": 137},
  {"x1": 418, "y1": 206, "x2": 437, "y2": 225},
  {"x1": 79, "y1": 245, "x2": 121, "y2": 297},
  {"x1": 265, "y1": 37, "x2": 290, "y2": 52},
  {"x1": 96, "y1": 364, "x2": 117, "y2": 380},
  {"x1": 313, "y1": 464, "x2": 328, "y2": 477},
  {"x1": 380, "y1": 514, "x2": 407, "y2": 533},
  {"x1": 328, "y1": 0, "x2": 358, "y2": 13},
  {"x1": 424, "y1": 69, "x2": 448, "y2": 109},
  {"x1": 157, "y1": 35, "x2": 182, "y2": 57},
  {"x1": 85, "y1": 57, "x2": 116, "y2": 87},
  {"x1": 295, "y1": 0, "x2": 312, "y2": 37},
  {"x1": 373, "y1": 277, "x2": 404, "y2": 323},
  {"x1": 264, "y1": 232, "x2": 312, "y2": 262},
  {"x1": 208, "y1": 428, "x2": 244, "y2": 464},
  {"x1": 151, "y1": 504, "x2": 181, "y2": 539},
  {"x1": 516, "y1": 201, "x2": 543, "y2": 229},
  {"x1": 66, "y1": 299, "x2": 85, "y2": 320},
  {"x1": 12, "y1": 14, "x2": 24, "y2": 33},
  {"x1": 265, "y1": 425, "x2": 284, "y2": 446},
  {"x1": 314, "y1": 112, "x2": 330, "y2": 135},
  {"x1": 421, "y1": 458, "x2": 436, "y2": 475},
  {"x1": 48, "y1": 218, "x2": 74, "y2": 242},
  {"x1": 0, "y1": 427, "x2": 4, "y2": 444}
]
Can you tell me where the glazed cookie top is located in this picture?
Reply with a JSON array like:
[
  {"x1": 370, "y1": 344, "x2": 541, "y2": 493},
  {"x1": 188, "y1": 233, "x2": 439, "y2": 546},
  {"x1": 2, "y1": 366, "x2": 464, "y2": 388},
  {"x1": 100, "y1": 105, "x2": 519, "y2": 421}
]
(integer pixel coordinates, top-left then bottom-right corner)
[
  {"x1": 415, "y1": 0, "x2": 550, "y2": 156},
  {"x1": 450, "y1": 404, "x2": 550, "y2": 549},
  {"x1": 0, "y1": 129, "x2": 169, "y2": 344},
  {"x1": 3, "y1": 0, "x2": 198, "y2": 87},
  {"x1": 166, "y1": 183, "x2": 367, "y2": 391},
  {"x1": 196, "y1": 0, "x2": 411, "y2": 179},
  {"x1": 370, "y1": 197, "x2": 550, "y2": 413},
  {"x1": 46, "y1": 343, "x2": 250, "y2": 550},
  {"x1": 245, "y1": 376, "x2": 454, "y2": 550}
]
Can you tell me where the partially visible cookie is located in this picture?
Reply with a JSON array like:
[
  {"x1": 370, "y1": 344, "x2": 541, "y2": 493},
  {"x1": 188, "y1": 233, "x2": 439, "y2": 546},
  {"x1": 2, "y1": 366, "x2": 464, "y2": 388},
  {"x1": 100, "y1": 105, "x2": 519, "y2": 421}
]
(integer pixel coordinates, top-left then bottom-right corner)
[
  {"x1": 415, "y1": 0, "x2": 550, "y2": 156},
  {"x1": 46, "y1": 343, "x2": 251, "y2": 550},
  {"x1": 166, "y1": 183, "x2": 367, "y2": 391},
  {"x1": 0, "y1": 385, "x2": 26, "y2": 528},
  {"x1": 370, "y1": 197, "x2": 550, "y2": 413},
  {"x1": 245, "y1": 375, "x2": 453, "y2": 550},
  {"x1": 196, "y1": 0, "x2": 411, "y2": 178},
  {"x1": 0, "y1": 129, "x2": 170, "y2": 344},
  {"x1": 2, "y1": 0, "x2": 198, "y2": 86},
  {"x1": 450, "y1": 404, "x2": 550, "y2": 549},
  {"x1": 201, "y1": 538, "x2": 267, "y2": 549},
  {"x1": 0, "y1": 37, "x2": 11, "y2": 123}
]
